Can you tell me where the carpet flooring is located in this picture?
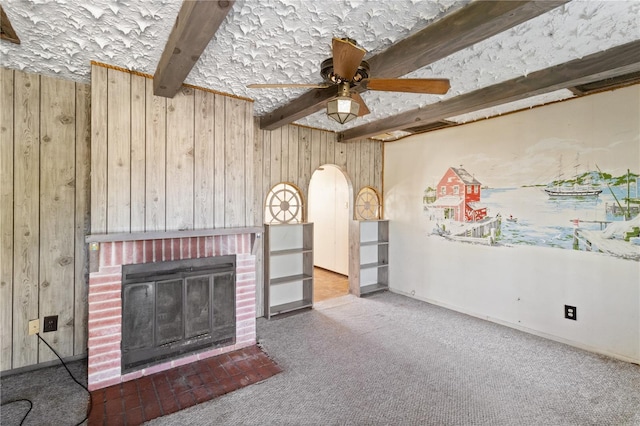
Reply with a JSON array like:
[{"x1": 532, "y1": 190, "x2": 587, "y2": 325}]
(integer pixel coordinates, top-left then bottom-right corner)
[
  {"x1": 147, "y1": 292, "x2": 640, "y2": 425},
  {"x1": 2, "y1": 291, "x2": 639, "y2": 425}
]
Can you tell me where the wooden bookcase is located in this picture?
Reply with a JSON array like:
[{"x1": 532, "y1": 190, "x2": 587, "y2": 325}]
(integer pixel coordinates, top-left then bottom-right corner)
[
  {"x1": 263, "y1": 223, "x2": 314, "y2": 318},
  {"x1": 349, "y1": 220, "x2": 389, "y2": 297}
]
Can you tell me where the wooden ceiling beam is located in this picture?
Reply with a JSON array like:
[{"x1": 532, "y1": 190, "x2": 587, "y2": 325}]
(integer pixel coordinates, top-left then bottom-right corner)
[
  {"x1": 338, "y1": 40, "x2": 640, "y2": 142},
  {"x1": 259, "y1": 0, "x2": 569, "y2": 130},
  {"x1": 154, "y1": 0, "x2": 235, "y2": 98},
  {"x1": 1, "y1": 5, "x2": 21, "y2": 44},
  {"x1": 366, "y1": 0, "x2": 569, "y2": 78}
]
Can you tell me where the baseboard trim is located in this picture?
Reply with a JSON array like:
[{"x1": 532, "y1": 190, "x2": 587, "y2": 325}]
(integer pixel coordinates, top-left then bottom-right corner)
[{"x1": 389, "y1": 288, "x2": 639, "y2": 366}]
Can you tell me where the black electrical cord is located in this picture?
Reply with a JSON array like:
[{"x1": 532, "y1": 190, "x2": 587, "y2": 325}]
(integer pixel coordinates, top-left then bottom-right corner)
[{"x1": 0, "y1": 333, "x2": 92, "y2": 426}]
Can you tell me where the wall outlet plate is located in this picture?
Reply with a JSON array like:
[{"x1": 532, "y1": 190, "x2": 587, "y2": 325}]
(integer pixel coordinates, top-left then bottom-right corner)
[
  {"x1": 565, "y1": 305, "x2": 577, "y2": 320},
  {"x1": 43, "y1": 315, "x2": 58, "y2": 332},
  {"x1": 28, "y1": 319, "x2": 39, "y2": 335}
]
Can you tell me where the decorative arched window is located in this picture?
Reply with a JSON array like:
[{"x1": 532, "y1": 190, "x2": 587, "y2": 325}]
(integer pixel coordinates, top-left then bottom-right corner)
[
  {"x1": 264, "y1": 182, "x2": 304, "y2": 224},
  {"x1": 354, "y1": 186, "x2": 381, "y2": 220}
]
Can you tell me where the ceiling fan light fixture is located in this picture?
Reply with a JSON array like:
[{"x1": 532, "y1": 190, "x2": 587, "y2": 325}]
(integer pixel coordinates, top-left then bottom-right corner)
[
  {"x1": 327, "y1": 96, "x2": 359, "y2": 124},
  {"x1": 327, "y1": 82, "x2": 359, "y2": 124}
]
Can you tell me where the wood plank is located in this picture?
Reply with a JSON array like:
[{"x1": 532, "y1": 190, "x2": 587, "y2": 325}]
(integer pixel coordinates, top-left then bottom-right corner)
[
  {"x1": 214, "y1": 93, "x2": 226, "y2": 228},
  {"x1": 287, "y1": 125, "x2": 299, "y2": 188},
  {"x1": 0, "y1": 67, "x2": 14, "y2": 370},
  {"x1": 298, "y1": 127, "x2": 312, "y2": 213},
  {"x1": 325, "y1": 131, "x2": 335, "y2": 165},
  {"x1": 261, "y1": 129, "x2": 271, "y2": 223},
  {"x1": 90, "y1": 65, "x2": 108, "y2": 233},
  {"x1": 224, "y1": 96, "x2": 245, "y2": 228},
  {"x1": 74, "y1": 82, "x2": 91, "y2": 356},
  {"x1": 12, "y1": 69, "x2": 40, "y2": 368},
  {"x1": 107, "y1": 69, "x2": 131, "y2": 233},
  {"x1": 269, "y1": 127, "x2": 282, "y2": 185},
  {"x1": 359, "y1": 140, "x2": 372, "y2": 188},
  {"x1": 346, "y1": 141, "x2": 359, "y2": 201},
  {"x1": 334, "y1": 135, "x2": 347, "y2": 169},
  {"x1": 310, "y1": 128, "x2": 321, "y2": 175},
  {"x1": 340, "y1": 39, "x2": 640, "y2": 141},
  {"x1": 130, "y1": 74, "x2": 146, "y2": 232},
  {"x1": 145, "y1": 78, "x2": 167, "y2": 231},
  {"x1": 39, "y1": 75, "x2": 76, "y2": 362},
  {"x1": 319, "y1": 130, "x2": 328, "y2": 166},
  {"x1": 259, "y1": 1, "x2": 567, "y2": 130},
  {"x1": 280, "y1": 124, "x2": 289, "y2": 182},
  {"x1": 373, "y1": 140, "x2": 383, "y2": 198},
  {"x1": 252, "y1": 118, "x2": 264, "y2": 226},
  {"x1": 194, "y1": 89, "x2": 215, "y2": 229},
  {"x1": 154, "y1": 0, "x2": 235, "y2": 97},
  {"x1": 166, "y1": 87, "x2": 195, "y2": 230},
  {"x1": 244, "y1": 99, "x2": 256, "y2": 226}
]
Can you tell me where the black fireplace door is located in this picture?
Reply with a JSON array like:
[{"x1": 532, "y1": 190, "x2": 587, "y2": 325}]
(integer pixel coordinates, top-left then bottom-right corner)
[{"x1": 121, "y1": 256, "x2": 236, "y2": 373}]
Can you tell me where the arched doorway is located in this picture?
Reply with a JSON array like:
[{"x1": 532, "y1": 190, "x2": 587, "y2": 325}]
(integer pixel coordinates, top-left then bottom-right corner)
[{"x1": 308, "y1": 165, "x2": 353, "y2": 302}]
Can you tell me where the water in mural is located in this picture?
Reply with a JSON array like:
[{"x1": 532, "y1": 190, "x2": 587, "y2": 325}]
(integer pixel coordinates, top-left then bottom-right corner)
[{"x1": 423, "y1": 166, "x2": 640, "y2": 261}]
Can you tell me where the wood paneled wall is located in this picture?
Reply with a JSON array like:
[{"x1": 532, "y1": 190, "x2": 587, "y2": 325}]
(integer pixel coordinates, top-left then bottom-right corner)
[
  {"x1": 0, "y1": 68, "x2": 90, "y2": 371},
  {"x1": 256, "y1": 125, "x2": 383, "y2": 221},
  {"x1": 91, "y1": 64, "x2": 383, "y2": 235},
  {"x1": 90, "y1": 64, "x2": 257, "y2": 233}
]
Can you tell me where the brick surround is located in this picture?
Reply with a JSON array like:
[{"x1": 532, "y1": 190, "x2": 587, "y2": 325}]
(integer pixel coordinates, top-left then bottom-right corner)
[{"x1": 87, "y1": 233, "x2": 257, "y2": 391}]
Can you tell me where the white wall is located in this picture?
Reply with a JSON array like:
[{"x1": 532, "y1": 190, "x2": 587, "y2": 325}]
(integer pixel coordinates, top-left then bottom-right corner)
[
  {"x1": 308, "y1": 165, "x2": 349, "y2": 275},
  {"x1": 384, "y1": 85, "x2": 640, "y2": 363}
]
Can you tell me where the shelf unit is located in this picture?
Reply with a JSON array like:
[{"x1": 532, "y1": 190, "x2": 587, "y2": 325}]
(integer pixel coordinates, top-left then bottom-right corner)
[
  {"x1": 349, "y1": 220, "x2": 389, "y2": 297},
  {"x1": 264, "y1": 223, "x2": 314, "y2": 318}
]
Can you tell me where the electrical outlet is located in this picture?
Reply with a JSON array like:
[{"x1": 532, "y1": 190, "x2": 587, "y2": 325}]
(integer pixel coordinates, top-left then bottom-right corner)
[
  {"x1": 43, "y1": 315, "x2": 58, "y2": 332},
  {"x1": 565, "y1": 305, "x2": 577, "y2": 321},
  {"x1": 28, "y1": 319, "x2": 39, "y2": 335}
]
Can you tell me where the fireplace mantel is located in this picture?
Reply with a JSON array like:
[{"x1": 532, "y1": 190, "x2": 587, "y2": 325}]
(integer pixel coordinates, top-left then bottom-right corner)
[{"x1": 86, "y1": 226, "x2": 263, "y2": 243}]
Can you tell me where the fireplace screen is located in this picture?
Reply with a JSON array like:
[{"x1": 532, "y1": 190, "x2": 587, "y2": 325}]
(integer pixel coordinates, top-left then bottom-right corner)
[{"x1": 121, "y1": 255, "x2": 236, "y2": 372}]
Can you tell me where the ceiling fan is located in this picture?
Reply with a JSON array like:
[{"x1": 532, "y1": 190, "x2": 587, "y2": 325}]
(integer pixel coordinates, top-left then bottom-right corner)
[{"x1": 248, "y1": 37, "x2": 450, "y2": 124}]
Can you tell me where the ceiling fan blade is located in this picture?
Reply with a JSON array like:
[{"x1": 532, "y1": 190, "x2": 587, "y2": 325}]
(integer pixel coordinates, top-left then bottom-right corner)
[
  {"x1": 351, "y1": 92, "x2": 370, "y2": 117},
  {"x1": 332, "y1": 38, "x2": 366, "y2": 81},
  {"x1": 360, "y1": 78, "x2": 450, "y2": 94},
  {"x1": 247, "y1": 83, "x2": 332, "y2": 89}
]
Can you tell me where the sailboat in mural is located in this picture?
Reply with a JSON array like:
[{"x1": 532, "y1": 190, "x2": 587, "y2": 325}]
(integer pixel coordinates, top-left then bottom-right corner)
[{"x1": 544, "y1": 154, "x2": 602, "y2": 198}]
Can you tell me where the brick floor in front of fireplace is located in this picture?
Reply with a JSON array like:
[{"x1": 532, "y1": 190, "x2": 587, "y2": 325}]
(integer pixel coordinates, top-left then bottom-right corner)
[{"x1": 88, "y1": 345, "x2": 282, "y2": 425}]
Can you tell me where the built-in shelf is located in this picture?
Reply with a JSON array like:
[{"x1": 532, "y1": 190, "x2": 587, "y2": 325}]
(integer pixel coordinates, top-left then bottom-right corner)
[
  {"x1": 264, "y1": 223, "x2": 314, "y2": 318},
  {"x1": 349, "y1": 220, "x2": 389, "y2": 297},
  {"x1": 270, "y1": 248, "x2": 313, "y2": 256},
  {"x1": 270, "y1": 274, "x2": 313, "y2": 286},
  {"x1": 269, "y1": 300, "x2": 313, "y2": 316}
]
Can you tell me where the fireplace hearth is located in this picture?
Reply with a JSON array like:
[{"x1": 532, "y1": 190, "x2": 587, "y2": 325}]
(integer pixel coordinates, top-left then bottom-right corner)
[{"x1": 121, "y1": 255, "x2": 236, "y2": 373}]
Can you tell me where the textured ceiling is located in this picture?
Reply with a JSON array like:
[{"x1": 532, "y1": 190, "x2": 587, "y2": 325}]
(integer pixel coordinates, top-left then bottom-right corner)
[{"x1": 1, "y1": 0, "x2": 639, "y2": 133}]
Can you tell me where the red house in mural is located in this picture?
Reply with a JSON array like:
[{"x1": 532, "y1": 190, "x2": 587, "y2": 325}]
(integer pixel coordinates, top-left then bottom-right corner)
[{"x1": 432, "y1": 167, "x2": 487, "y2": 222}]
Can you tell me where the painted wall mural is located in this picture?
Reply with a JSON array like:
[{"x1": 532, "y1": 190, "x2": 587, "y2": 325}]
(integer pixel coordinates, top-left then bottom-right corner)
[
  {"x1": 384, "y1": 86, "x2": 640, "y2": 362},
  {"x1": 419, "y1": 90, "x2": 640, "y2": 262}
]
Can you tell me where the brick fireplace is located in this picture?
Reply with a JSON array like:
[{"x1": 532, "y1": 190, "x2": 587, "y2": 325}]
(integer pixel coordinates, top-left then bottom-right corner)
[{"x1": 86, "y1": 229, "x2": 260, "y2": 391}]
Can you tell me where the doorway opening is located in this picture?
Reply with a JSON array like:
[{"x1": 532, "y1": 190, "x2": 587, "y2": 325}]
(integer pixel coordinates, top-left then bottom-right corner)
[{"x1": 308, "y1": 165, "x2": 353, "y2": 302}]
